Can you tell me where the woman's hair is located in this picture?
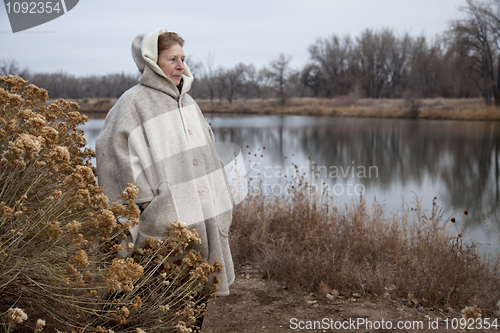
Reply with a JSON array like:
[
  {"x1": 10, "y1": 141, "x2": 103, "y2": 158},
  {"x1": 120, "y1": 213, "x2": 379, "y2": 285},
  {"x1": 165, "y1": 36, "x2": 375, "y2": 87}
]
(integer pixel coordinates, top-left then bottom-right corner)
[{"x1": 158, "y1": 32, "x2": 184, "y2": 57}]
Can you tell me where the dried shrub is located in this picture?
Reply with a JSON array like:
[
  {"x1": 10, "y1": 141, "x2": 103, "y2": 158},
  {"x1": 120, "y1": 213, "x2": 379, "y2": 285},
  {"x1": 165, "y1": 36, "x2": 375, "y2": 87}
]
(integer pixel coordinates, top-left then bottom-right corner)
[
  {"x1": 230, "y1": 164, "x2": 500, "y2": 314},
  {"x1": 0, "y1": 75, "x2": 218, "y2": 332}
]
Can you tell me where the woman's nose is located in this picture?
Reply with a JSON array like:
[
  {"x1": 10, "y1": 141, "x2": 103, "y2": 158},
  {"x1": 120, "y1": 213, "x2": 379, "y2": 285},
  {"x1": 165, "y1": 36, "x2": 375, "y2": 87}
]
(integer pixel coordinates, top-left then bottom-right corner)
[{"x1": 177, "y1": 60, "x2": 184, "y2": 70}]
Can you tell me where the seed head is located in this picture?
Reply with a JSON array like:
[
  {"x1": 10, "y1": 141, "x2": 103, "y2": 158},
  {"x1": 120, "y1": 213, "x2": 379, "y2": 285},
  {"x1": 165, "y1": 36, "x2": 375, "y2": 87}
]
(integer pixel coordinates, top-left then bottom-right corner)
[
  {"x1": 461, "y1": 305, "x2": 481, "y2": 331},
  {"x1": 35, "y1": 319, "x2": 46, "y2": 332},
  {"x1": 73, "y1": 249, "x2": 89, "y2": 268},
  {"x1": 7, "y1": 307, "x2": 28, "y2": 324},
  {"x1": 132, "y1": 296, "x2": 142, "y2": 310},
  {"x1": 119, "y1": 306, "x2": 130, "y2": 318}
]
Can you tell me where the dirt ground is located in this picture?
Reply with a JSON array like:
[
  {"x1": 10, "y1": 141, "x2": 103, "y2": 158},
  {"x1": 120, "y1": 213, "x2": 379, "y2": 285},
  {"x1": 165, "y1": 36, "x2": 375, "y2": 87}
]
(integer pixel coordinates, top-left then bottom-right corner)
[
  {"x1": 202, "y1": 265, "x2": 467, "y2": 333},
  {"x1": 0, "y1": 264, "x2": 490, "y2": 332}
]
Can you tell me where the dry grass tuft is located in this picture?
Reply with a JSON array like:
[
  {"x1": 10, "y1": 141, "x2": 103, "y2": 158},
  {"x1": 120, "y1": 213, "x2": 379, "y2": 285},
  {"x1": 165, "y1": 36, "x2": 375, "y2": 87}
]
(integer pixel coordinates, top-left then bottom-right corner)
[
  {"x1": 0, "y1": 75, "x2": 218, "y2": 332},
  {"x1": 230, "y1": 170, "x2": 500, "y2": 315}
]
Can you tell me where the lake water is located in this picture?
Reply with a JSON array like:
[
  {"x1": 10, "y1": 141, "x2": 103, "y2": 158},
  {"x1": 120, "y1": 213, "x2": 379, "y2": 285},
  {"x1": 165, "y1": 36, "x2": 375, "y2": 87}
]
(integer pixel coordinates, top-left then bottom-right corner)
[{"x1": 82, "y1": 115, "x2": 500, "y2": 252}]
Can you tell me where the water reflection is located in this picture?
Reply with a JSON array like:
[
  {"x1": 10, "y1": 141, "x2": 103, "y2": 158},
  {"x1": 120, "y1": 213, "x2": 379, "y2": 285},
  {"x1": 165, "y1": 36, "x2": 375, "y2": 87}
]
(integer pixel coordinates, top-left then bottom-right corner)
[
  {"x1": 83, "y1": 115, "x2": 500, "y2": 249},
  {"x1": 207, "y1": 116, "x2": 500, "y2": 243}
]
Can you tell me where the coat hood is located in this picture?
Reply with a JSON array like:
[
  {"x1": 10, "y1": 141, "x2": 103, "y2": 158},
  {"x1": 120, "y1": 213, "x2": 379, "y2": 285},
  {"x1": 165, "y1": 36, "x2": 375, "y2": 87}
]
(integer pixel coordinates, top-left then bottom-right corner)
[{"x1": 131, "y1": 28, "x2": 193, "y2": 96}]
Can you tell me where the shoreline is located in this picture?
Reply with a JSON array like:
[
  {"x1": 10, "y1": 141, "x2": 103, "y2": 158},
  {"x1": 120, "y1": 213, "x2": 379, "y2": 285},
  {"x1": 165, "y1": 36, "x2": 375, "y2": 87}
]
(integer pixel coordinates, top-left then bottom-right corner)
[
  {"x1": 60, "y1": 97, "x2": 500, "y2": 121},
  {"x1": 202, "y1": 263, "x2": 464, "y2": 333}
]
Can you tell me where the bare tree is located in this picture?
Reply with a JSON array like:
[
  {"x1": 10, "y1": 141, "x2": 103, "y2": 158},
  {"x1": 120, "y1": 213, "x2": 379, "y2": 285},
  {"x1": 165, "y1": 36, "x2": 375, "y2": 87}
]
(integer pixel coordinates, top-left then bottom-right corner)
[
  {"x1": 307, "y1": 35, "x2": 352, "y2": 96},
  {"x1": 301, "y1": 63, "x2": 327, "y2": 97},
  {"x1": 215, "y1": 67, "x2": 227, "y2": 103},
  {"x1": 353, "y1": 29, "x2": 393, "y2": 98},
  {"x1": 257, "y1": 67, "x2": 274, "y2": 99},
  {"x1": 407, "y1": 36, "x2": 444, "y2": 98},
  {"x1": 221, "y1": 63, "x2": 246, "y2": 104},
  {"x1": 268, "y1": 53, "x2": 292, "y2": 105},
  {"x1": 387, "y1": 32, "x2": 411, "y2": 98},
  {"x1": 201, "y1": 53, "x2": 216, "y2": 106},
  {"x1": 287, "y1": 70, "x2": 306, "y2": 98},
  {"x1": 448, "y1": 0, "x2": 500, "y2": 105},
  {"x1": 182, "y1": 58, "x2": 202, "y2": 99},
  {"x1": 240, "y1": 64, "x2": 262, "y2": 99},
  {"x1": 0, "y1": 59, "x2": 29, "y2": 77}
]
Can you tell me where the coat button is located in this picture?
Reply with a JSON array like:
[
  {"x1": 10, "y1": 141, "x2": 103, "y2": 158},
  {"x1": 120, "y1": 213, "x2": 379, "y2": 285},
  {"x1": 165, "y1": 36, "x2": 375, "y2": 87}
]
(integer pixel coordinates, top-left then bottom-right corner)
[
  {"x1": 193, "y1": 159, "x2": 198, "y2": 165},
  {"x1": 197, "y1": 189, "x2": 202, "y2": 196},
  {"x1": 188, "y1": 129, "x2": 192, "y2": 135}
]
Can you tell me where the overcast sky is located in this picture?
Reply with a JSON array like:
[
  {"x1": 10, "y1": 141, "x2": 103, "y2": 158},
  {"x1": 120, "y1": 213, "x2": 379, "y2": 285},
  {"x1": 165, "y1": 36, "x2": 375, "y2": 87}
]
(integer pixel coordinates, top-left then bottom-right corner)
[{"x1": 0, "y1": 0, "x2": 466, "y2": 77}]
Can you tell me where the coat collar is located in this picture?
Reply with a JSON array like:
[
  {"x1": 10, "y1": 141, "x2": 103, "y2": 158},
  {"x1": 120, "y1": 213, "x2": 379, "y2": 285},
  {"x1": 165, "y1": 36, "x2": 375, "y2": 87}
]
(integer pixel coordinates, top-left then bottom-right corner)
[{"x1": 139, "y1": 64, "x2": 193, "y2": 99}]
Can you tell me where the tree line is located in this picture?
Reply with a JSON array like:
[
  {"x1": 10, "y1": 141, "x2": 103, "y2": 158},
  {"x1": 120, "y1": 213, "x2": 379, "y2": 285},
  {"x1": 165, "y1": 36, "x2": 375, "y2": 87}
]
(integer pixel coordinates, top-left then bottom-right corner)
[{"x1": 2, "y1": 0, "x2": 500, "y2": 105}]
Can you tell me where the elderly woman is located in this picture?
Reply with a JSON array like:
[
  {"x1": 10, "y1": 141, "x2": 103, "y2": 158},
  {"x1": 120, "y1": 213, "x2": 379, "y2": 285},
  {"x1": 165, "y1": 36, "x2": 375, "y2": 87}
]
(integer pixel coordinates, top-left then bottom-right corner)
[{"x1": 95, "y1": 28, "x2": 236, "y2": 307}]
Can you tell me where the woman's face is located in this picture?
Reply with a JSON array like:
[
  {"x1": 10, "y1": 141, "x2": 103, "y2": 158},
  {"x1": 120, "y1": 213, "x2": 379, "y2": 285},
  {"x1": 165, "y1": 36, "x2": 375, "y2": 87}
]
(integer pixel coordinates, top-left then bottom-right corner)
[{"x1": 158, "y1": 43, "x2": 185, "y2": 86}]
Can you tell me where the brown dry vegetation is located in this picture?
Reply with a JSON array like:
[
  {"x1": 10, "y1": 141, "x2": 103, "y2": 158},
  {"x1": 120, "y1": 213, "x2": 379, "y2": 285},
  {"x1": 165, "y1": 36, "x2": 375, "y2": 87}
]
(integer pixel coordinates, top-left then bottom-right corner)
[
  {"x1": 72, "y1": 96, "x2": 500, "y2": 121},
  {"x1": 14, "y1": 77, "x2": 500, "y2": 331},
  {"x1": 199, "y1": 97, "x2": 500, "y2": 121},
  {"x1": 48, "y1": 97, "x2": 118, "y2": 118},
  {"x1": 229, "y1": 172, "x2": 500, "y2": 317},
  {"x1": 0, "y1": 76, "x2": 218, "y2": 333}
]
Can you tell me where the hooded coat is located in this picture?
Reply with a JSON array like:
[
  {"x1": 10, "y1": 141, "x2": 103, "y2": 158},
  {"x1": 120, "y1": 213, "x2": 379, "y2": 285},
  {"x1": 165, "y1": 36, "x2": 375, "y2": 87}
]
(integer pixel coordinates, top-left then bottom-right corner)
[{"x1": 95, "y1": 28, "x2": 236, "y2": 296}]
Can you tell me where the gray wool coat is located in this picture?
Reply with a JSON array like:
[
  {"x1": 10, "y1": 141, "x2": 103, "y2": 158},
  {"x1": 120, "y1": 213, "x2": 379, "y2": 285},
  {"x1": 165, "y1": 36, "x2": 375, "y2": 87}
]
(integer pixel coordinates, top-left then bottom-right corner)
[{"x1": 95, "y1": 28, "x2": 237, "y2": 296}]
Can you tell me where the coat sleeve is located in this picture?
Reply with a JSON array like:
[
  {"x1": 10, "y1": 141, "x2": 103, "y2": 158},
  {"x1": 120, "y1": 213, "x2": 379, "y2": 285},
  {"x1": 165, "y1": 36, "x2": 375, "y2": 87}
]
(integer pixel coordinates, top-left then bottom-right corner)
[{"x1": 96, "y1": 99, "x2": 155, "y2": 204}]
